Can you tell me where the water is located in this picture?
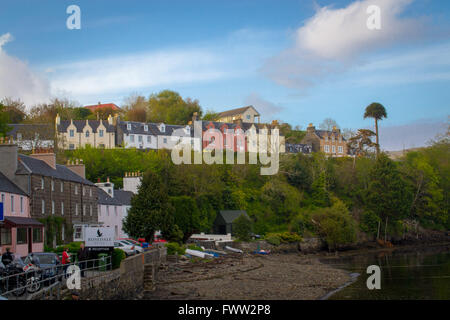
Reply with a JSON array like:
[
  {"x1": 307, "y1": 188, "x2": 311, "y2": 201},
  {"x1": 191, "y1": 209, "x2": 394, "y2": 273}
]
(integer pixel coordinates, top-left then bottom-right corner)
[{"x1": 320, "y1": 245, "x2": 450, "y2": 300}]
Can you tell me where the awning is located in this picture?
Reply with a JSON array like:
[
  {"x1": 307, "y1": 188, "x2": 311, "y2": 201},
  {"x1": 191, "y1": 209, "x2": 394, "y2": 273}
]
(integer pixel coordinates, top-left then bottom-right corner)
[{"x1": 1, "y1": 217, "x2": 43, "y2": 228}]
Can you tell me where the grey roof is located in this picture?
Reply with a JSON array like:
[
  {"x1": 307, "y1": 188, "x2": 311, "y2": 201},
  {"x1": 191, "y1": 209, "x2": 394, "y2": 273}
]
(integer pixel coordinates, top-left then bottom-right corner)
[
  {"x1": 97, "y1": 188, "x2": 122, "y2": 206},
  {"x1": 17, "y1": 154, "x2": 95, "y2": 186},
  {"x1": 315, "y1": 130, "x2": 346, "y2": 141},
  {"x1": 57, "y1": 120, "x2": 115, "y2": 133},
  {"x1": 7, "y1": 124, "x2": 54, "y2": 140},
  {"x1": 118, "y1": 121, "x2": 192, "y2": 137},
  {"x1": 219, "y1": 210, "x2": 248, "y2": 224},
  {"x1": 0, "y1": 172, "x2": 27, "y2": 196},
  {"x1": 4, "y1": 216, "x2": 43, "y2": 227},
  {"x1": 218, "y1": 106, "x2": 259, "y2": 118},
  {"x1": 285, "y1": 143, "x2": 312, "y2": 154},
  {"x1": 114, "y1": 190, "x2": 134, "y2": 206}
]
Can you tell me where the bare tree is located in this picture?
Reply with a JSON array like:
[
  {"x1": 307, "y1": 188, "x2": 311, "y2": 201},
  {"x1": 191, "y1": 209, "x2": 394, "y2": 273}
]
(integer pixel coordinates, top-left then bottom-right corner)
[{"x1": 319, "y1": 118, "x2": 339, "y2": 131}]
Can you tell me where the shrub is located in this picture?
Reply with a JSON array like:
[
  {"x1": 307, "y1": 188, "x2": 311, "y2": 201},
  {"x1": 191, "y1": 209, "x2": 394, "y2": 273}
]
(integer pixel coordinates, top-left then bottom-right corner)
[
  {"x1": 233, "y1": 214, "x2": 253, "y2": 242},
  {"x1": 265, "y1": 232, "x2": 302, "y2": 246},
  {"x1": 360, "y1": 211, "x2": 381, "y2": 236},
  {"x1": 187, "y1": 244, "x2": 204, "y2": 251},
  {"x1": 265, "y1": 233, "x2": 281, "y2": 246},
  {"x1": 165, "y1": 242, "x2": 186, "y2": 255},
  {"x1": 112, "y1": 248, "x2": 126, "y2": 269}
]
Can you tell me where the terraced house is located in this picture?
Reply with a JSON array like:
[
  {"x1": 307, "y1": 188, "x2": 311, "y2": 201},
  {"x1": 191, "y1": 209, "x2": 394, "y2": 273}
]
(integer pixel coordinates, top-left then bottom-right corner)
[
  {"x1": 301, "y1": 123, "x2": 348, "y2": 157},
  {"x1": 56, "y1": 114, "x2": 116, "y2": 150},
  {"x1": 0, "y1": 142, "x2": 99, "y2": 246}
]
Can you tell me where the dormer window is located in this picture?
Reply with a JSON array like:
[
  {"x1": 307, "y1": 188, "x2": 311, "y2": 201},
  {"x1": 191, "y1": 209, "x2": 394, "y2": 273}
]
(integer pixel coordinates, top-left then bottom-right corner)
[
  {"x1": 85, "y1": 131, "x2": 90, "y2": 138},
  {"x1": 99, "y1": 129, "x2": 104, "y2": 137},
  {"x1": 127, "y1": 123, "x2": 131, "y2": 131},
  {"x1": 160, "y1": 124, "x2": 165, "y2": 133},
  {"x1": 144, "y1": 125, "x2": 148, "y2": 132},
  {"x1": 186, "y1": 126, "x2": 190, "y2": 134}
]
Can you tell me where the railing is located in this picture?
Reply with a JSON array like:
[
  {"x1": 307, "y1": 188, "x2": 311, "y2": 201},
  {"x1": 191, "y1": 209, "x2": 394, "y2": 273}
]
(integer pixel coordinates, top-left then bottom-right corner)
[{"x1": 0, "y1": 256, "x2": 112, "y2": 300}]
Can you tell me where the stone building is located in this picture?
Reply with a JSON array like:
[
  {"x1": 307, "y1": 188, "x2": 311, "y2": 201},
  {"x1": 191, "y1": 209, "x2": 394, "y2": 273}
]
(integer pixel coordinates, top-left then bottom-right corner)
[
  {"x1": 56, "y1": 114, "x2": 116, "y2": 150},
  {"x1": 217, "y1": 106, "x2": 260, "y2": 124},
  {"x1": 301, "y1": 123, "x2": 348, "y2": 156},
  {"x1": 0, "y1": 141, "x2": 99, "y2": 245}
]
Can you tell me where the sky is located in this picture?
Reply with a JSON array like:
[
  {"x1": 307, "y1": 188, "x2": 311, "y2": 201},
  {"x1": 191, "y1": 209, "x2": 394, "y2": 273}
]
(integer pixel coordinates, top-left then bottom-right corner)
[{"x1": 0, "y1": 0, "x2": 449, "y2": 150}]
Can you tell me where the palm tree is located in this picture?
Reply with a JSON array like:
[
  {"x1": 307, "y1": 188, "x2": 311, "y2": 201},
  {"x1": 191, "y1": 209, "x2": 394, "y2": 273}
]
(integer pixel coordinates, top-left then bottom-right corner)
[{"x1": 364, "y1": 103, "x2": 387, "y2": 155}]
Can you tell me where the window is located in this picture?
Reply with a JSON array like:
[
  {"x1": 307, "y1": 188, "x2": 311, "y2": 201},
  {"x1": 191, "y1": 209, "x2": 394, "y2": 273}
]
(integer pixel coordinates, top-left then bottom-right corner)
[
  {"x1": 332, "y1": 145, "x2": 336, "y2": 153},
  {"x1": 163, "y1": 138, "x2": 167, "y2": 144},
  {"x1": 69, "y1": 144, "x2": 75, "y2": 150},
  {"x1": 52, "y1": 201, "x2": 55, "y2": 215},
  {"x1": 324, "y1": 145, "x2": 330, "y2": 153},
  {"x1": 331, "y1": 136, "x2": 335, "y2": 142},
  {"x1": 51, "y1": 180, "x2": 54, "y2": 191},
  {"x1": 115, "y1": 206, "x2": 118, "y2": 216},
  {"x1": 160, "y1": 124, "x2": 165, "y2": 133},
  {"x1": 75, "y1": 185, "x2": 78, "y2": 195},
  {"x1": 70, "y1": 130, "x2": 74, "y2": 137},
  {"x1": 147, "y1": 136, "x2": 152, "y2": 143},
  {"x1": 144, "y1": 125, "x2": 148, "y2": 132},
  {"x1": 17, "y1": 228, "x2": 27, "y2": 244},
  {"x1": 0, "y1": 228, "x2": 12, "y2": 245},
  {"x1": 130, "y1": 135, "x2": 135, "y2": 143},
  {"x1": 89, "y1": 188, "x2": 92, "y2": 197},
  {"x1": 138, "y1": 135, "x2": 143, "y2": 143},
  {"x1": 74, "y1": 226, "x2": 82, "y2": 240},
  {"x1": 90, "y1": 205, "x2": 93, "y2": 216},
  {"x1": 61, "y1": 182, "x2": 64, "y2": 192},
  {"x1": 61, "y1": 202, "x2": 64, "y2": 215},
  {"x1": 20, "y1": 197, "x2": 23, "y2": 213},
  {"x1": 10, "y1": 195, "x2": 14, "y2": 212},
  {"x1": 82, "y1": 187, "x2": 85, "y2": 196},
  {"x1": 32, "y1": 228, "x2": 43, "y2": 243},
  {"x1": 127, "y1": 123, "x2": 131, "y2": 131},
  {"x1": 75, "y1": 203, "x2": 78, "y2": 216},
  {"x1": 99, "y1": 129, "x2": 104, "y2": 137},
  {"x1": 83, "y1": 204, "x2": 86, "y2": 216},
  {"x1": 85, "y1": 131, "x2": 90, "y2": 138},
  {"x1": 41, "y1": 177, "x2": 44, "y2": 189},
  {"x1": 338, "y1": 146, "x2": 343, "y2": 154},
  {"x1": 325, "y1": 136, "x2": 328, "y2": 142},
  {"x1": 246, "y1": 114, "x2": 251, "y2": 120},
  {"x1": 41, "y1": 200, "x2": 45, "y2": 214},
  {"x1": 62, "y1": 225, "x2": 65, "y2": 241}
]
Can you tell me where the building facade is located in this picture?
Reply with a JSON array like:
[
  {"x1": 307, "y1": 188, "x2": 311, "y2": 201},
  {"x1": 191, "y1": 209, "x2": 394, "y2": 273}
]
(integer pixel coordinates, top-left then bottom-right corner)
[
  {"x1": 217, "y1": 106, "x2": 260, "y2": 124},
  {"x1": 0, "y1": 172, "x2": 44, "y2": 256},
  {"x1": 301, "y1": 123, "x2": 348, "y2": 156}
]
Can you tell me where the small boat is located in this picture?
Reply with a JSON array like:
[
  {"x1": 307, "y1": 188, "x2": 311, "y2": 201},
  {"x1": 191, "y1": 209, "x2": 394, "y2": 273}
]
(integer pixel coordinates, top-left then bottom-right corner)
[
  {"x1": 224, "y1": 246, "x2": 243, "y2": 254},
  {"x1": 253, "y1": 249, "x2": 270, "y2": 255}
]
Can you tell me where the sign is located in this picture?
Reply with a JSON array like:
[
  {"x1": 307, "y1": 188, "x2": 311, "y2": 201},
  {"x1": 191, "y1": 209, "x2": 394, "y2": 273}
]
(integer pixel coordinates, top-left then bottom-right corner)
[
  {"x1": 0, "y1": 202, "x2": 3, "y2": 222},
  {"x1": 84, "y1": 227, "x2": 114, "y2": 247}
]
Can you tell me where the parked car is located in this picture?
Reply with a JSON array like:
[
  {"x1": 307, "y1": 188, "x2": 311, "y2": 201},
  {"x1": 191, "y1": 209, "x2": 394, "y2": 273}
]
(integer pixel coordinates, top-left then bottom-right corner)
[
  {"x1": 114, "y1": 241, "x2": 136, "y2": 257},
  {"x1": 24, "y1": 252, "x2": 63, "y2": 285},
  {"x1": 117, "y1": 240, "x2": 144, "y2": 253},
  {"x1": 118, "y1": 238, "x2": 144, "y2": 248}
]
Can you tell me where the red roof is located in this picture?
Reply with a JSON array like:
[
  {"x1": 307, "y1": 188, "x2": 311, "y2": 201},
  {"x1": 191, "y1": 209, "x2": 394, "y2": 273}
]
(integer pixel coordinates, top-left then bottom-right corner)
[{"x1": 84, "y1": 103, "x2": 121, "y2": 111}]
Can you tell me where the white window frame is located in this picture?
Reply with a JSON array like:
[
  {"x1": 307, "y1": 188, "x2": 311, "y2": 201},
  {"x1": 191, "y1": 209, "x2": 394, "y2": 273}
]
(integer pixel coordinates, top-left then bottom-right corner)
[
  {"x1": 52, "y1": 201, "x2": 55, "y2": 215},
  {"x1": 20, "y1": 197, "x2": 23, "y2": 213},
  {"x1": 42, "y1": 200, "x2": 45, "y2": 214},
  {"x1": 61, "y1": 202, "x2": 64, "y2": 215}
]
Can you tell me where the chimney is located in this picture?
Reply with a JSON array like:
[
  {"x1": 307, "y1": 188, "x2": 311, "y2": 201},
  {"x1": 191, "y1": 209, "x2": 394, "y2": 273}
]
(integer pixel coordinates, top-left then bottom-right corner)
[
  {"x1": 271, "y1": 120, "x2": 279, "y2": 126},
  {"x1": 307, "y1": 123, "x2": 315, "y2": 133},
  {"x1": 30, "y1": 148, "x2": 56, "y2": 170},
  {"x1": 0, "y1": 137, "x2": 18, "y2": 180},
  {"x1": 66, "y1": 158, "x2": 86, "y2": 179},
  {"x1": 192, "y1": 112, "x2": 198, "y2": 122},
  {"x1": 108, "y1": 114, "x2": 113, "y2": 125}
]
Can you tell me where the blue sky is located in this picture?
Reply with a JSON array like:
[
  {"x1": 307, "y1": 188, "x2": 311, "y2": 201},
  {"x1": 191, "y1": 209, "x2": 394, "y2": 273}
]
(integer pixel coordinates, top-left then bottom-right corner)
[{"x1": 0, "y1": 0, "x2": 449, "y2": 150}]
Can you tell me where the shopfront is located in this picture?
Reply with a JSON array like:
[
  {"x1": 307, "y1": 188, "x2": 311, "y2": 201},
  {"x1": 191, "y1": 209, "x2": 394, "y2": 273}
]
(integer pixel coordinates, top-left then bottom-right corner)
[{"x1": 0, "y1": 217, "x2": 44, "y2": 257}]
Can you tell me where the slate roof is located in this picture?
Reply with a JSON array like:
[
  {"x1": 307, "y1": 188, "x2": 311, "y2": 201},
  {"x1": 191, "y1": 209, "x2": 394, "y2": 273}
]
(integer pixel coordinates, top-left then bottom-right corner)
[
  {"x1": 114, "y1": 190, "x2": 134, "y2": 206},
  {"x1": 97, "y1": 188, "x2": 122, "y2": 206},
  {"x1": 7, "y1": 124, "x2": 54, "y2": 140},
  {"x1": 17, "y1": 154, "x2": 95, "y2": 186},
  {"x1": 57, "y1": 120, "x2": 115, "y2": 133},
  {"x1": 218, "y1": 210, "x2": 248, "y2": 224},
  {"x1": 217, "y1": 106, "x2": 259, "y2": 118},
  {"x1": 314, "y1": 130, "x2": 346, "y2": 141},
  {"x1": 118, "y1": 121, "x2": 192, "y2": 137},
  {"x1": 285, "y1": 143, "x2": 312, "y2": 154},
  {"x1": 0, "y1": 172, "x2": 27, "y2": 196},
  {"x1": 4, "y1": 216, "x2": 43, "y2": 227}
]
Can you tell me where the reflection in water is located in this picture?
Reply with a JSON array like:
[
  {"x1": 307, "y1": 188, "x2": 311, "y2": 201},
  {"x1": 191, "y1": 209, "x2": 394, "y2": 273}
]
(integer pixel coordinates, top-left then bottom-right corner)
[{"x1": 320, "y1": 246, "x2": 450, "y2": 300}]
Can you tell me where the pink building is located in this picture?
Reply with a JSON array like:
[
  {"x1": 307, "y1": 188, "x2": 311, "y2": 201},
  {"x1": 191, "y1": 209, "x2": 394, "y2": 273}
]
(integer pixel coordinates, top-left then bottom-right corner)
[{"x1": 0, "y1": 172, "x2": 44, "y2": 257}]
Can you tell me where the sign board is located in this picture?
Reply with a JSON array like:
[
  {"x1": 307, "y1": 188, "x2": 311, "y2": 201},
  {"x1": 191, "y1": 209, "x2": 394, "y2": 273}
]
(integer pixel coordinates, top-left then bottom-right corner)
[
  {"x1": 84, "y1": 227, "x2": 114, "y2": 247},
  {"x1": 0, "y1": 202, "x2": 3, "y2": 222}
]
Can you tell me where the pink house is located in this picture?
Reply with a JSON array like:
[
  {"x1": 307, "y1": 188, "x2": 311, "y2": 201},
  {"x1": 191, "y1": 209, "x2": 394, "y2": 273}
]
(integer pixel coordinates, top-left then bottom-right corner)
[{"x1": 0, "y1": 172, "x2": 44, "y2": 257}]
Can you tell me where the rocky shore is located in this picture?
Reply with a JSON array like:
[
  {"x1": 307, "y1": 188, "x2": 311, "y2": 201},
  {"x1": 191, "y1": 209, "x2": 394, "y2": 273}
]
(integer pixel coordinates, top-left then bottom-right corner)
[{"x1": 143, "y1": 252, "x2": 351, "y2": 300}]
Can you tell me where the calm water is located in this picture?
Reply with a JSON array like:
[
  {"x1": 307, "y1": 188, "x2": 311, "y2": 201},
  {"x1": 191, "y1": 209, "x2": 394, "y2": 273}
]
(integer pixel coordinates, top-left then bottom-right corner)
[{"x1": 320, "y1": 245, "x2": 450, "y2": 300}]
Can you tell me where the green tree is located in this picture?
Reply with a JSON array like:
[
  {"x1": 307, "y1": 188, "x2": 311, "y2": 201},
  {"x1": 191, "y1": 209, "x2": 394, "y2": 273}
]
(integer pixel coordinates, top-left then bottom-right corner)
[
  {"x1": 364, "y1": 102, "x2": 387, "y2": 155},
  {"x1": 233, "y1": 214, "x2": 253, "y2": 241},
  {"x1": 202, "y1": 110, "x2": 219, "y2": 121},
  {"x1": 169, "y1": 196, "x2": 202, "y2": 242},
  {"x1": 1, "y1": 97, "x2": 26, "y2": 123},
  {"x1": 147, "y1": 90, "x2": 202, "y2": 125},
  {"x1": 122, "y1": 170, "x2": 173, "y2": 242},
  {"x1": 365, "y1": 154, "x2": 412, "y2": 239},
  {"x1": 0, "y1": 103, "x2": 11, "y2": 136}
]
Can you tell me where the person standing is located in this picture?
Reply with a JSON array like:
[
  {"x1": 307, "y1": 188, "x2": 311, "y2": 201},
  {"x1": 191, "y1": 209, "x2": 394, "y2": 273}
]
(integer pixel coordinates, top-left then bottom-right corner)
[
  {"x1": 77, "y1": 242, "x2": 88, "y2": 277},
  {"x1": 1, "y1": 248, "x2": 13, "y2": 266},
  {"x1": 62, "y1": 247, "x2": 71, "y2": 278}
]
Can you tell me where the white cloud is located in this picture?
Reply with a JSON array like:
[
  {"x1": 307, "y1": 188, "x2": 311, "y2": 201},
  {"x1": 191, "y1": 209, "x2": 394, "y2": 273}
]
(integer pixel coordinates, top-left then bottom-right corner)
[
  {"x1": 0, "y1": 33, "x2": 51, "y2": 107},
  {"x1": 378, "y1": 119, "x2": 447, "y2": 151},
  {"x1": 262, "y1": 0, "x2": 426, "y2": 89},
  {"x1": 243, "y1": 93, "x2": 284, "y2": 122}
]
